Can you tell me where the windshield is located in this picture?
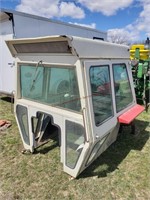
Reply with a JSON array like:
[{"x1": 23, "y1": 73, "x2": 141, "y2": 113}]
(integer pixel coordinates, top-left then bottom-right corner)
[{"x1": 19, "y1": 63, "x2": 81, "y2": 112}]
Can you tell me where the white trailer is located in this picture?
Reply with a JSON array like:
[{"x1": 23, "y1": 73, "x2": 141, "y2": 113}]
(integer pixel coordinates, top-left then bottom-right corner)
[
  {"x1": 6, "y1": 35, "x2": 144, "y2": 177},
  {"x1": 0, "y1": 8, "x2": 107, "y2": 95}
]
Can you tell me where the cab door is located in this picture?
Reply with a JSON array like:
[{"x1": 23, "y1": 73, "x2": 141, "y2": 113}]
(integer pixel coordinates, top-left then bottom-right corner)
[
  {"x1": 63, "y1": 115, "x2": 90, "y2": 178},
  {"x1": 84, "y1": 60, "x2": 118, "y2": 140}
]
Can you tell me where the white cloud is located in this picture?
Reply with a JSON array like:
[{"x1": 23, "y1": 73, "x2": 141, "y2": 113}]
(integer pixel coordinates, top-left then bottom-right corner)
[
  {"x1": 59, "y1": 2, "x2": 85, "y2": 19},
  {"x1": 16, "y1": 0, "x2": 85, "y2": 19},
  {"x1": 78, "y1": 0, "x2": 134, "y2": 16},
  {"x1": 137, "y1": 0, "x2": 150, "y2": 37}
]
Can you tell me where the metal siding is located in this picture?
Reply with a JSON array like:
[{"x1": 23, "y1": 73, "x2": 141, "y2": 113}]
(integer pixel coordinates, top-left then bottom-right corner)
[
  {"x1": 13, "y1": 13, "x2": 106, "y2": 40},
  {"x1": 13, "y1": 14, "x2": 40, "y2": 38},
  {"x1": 38, "y1": 20, "x2": 106, "y2": 39}
]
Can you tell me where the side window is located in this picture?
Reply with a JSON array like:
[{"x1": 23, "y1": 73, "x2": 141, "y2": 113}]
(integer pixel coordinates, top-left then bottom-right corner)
[
  {"x1": 90, "y1": 65, "x2": 113, "y2": 126},
  {"x1": 113, "y1": 64, "x2": 133, "y2": 112}
]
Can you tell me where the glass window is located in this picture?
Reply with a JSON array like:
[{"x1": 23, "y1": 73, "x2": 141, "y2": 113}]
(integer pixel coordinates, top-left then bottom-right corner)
[
  {"x1": 16, "y1": 105, "x2": 29, "y2": 145},
  {"x1": 20, "y1": 65, "x2": 44, "y2": 99},
  {"x1": 113, "y1": 64, "x2": 133, "y2": 112},
  {"x1": 66, "y1": 121, "x2": 85, "y2": 169},
  {"x1": 90, "y1": 65, "x2": 113, "y2": 126},
  {"x1": 20, "y1": 64, "x2": 81, "y2": 112},
  {"x1": 47, "y1": 67, "x2": 81, "y2": 111}
]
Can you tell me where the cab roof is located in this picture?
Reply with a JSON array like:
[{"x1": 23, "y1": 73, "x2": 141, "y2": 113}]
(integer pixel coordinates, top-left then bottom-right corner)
[{"x1": 6, "y1": 35, "x2": 129, "y2": 59}]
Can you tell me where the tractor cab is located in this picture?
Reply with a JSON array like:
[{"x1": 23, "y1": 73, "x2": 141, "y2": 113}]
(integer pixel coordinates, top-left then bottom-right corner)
[{"x1": 6, "y1": 35, "x2": 144, "y2": 177}]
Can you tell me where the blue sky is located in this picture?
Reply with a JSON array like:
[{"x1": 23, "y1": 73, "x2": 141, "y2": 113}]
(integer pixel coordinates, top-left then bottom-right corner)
[{"x1": 1, "y1": 0, "x2": 150, "y2": 43}]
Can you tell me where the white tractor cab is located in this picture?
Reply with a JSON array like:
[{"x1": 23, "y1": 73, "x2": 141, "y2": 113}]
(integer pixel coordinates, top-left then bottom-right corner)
[{"x1": 6, "y1": 35, "x2": 144, "y2": 177}]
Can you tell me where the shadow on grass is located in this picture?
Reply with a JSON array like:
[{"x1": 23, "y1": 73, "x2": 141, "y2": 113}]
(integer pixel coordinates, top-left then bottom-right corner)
[
  {"x1": 0, "y1": 96, "x2": 14, "y2": 103},
  {"x1": 78, "y1": 119, "x2": 149, "y2": 179},
  {"x1": 34, "y1": 140, "x2": 59, "y2": 154}
]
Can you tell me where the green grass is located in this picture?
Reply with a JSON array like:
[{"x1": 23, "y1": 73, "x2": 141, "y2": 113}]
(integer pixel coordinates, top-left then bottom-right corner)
[{"x1": 0, "y1": 96, "x2": 150, "y2": 200}]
